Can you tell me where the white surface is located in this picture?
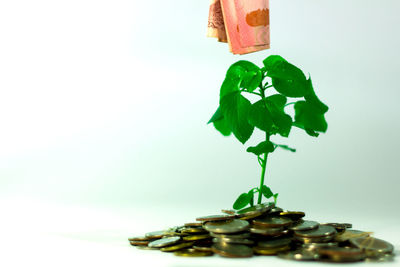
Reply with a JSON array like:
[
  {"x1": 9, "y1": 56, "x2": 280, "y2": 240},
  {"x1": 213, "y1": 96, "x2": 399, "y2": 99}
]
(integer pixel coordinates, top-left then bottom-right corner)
[{"x1": 1, "y1": 195, "x2": 398, "y2": 267}]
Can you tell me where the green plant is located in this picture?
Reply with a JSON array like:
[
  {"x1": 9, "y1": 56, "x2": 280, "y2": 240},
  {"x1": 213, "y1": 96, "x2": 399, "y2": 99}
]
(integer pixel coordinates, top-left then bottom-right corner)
[{"x1": 208, "y1": 55, "x2": 329, "y2": 210}]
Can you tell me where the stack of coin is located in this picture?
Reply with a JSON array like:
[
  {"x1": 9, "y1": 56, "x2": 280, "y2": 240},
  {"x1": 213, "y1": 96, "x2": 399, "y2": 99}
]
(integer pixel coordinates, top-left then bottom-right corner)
[{"x1": 128, "y1": 203, "x2": 395, "y2": 262}]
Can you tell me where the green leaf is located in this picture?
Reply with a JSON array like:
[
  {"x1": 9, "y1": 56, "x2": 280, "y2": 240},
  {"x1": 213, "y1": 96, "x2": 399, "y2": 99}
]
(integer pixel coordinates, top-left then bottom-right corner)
[
  {"x1": 261, "y1": 185, "x2": 273, "y2": 198},
  {"x1": 213, "y1": 117, "x2": 232, "y2": 136},
  {"x1": 265, "y1": 94, "x2": 287, "y2": 108},
  {"x1": 263, "y1": 55, "x2": 286, "y2": 71},
  {"x1": 233, "y1": 193, "x2": 250, "y2": 210},
  {"x1": 246, "y1": 141, "x2": 275, "y2": 156},
  {"x1": 264, "y1": 56, "x2": 308, "y2": 98},
  {"x1": 248, "y1": 189, "x2": 254, "y2": 207},
  {"x1": 272, "y1": 143, "x2": 296, "y2": 152},
  {"x1": 208, "y1": 107, "x2": 224, "y2": 124},
  {"x1": 227, "y1": 61, "x2": 262, "y2": 92},
  {"x1": 220, "y1": 91, "x2": 254, "y2": 144},
  {"x1": 220, "y1": 76, "x2": 241, "y2": 100},
  {"x1": 248, "y1": 100, "x2": 274, "y2": 132},
  {"x1": 304, "y1": 77, "x2": 329, "y2": 114},
  {"x1": 294, "y1": 100, "x2": 328, "y2": 135},
  {"x1": 264, "y1": 97, "x2": 292, "y2": 137}
]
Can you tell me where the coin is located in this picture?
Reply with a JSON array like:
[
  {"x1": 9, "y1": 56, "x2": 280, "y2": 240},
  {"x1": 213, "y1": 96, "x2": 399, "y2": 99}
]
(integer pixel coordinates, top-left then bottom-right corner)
[
  {"x1": 174, "y1": 248, "x2": 213, "y2": 257},
  {"x1": 279, "y1": 211, "x2": 305, "y2": 221},
  {"x1": 349, "y1": 236, "x2": 394, "y2": 257},
  {"x1": 221, "y1": 209, "x2": 236, "y2": 215},
  {"x1": 136, "y1": 246, "x2": 159, "y2": 250},
  {"x1": 318, "y1": 247, "x2": 366, "y2": 262},
  {"x1": 129, "y1": 240, "x2": 150, "y2": 246},
  {"x1": 289, "y1": 220, "x2": 319, "y2": 231},
  {"x1": 320, "y1": 223, "x2": 352, "y2": 232},
  {"x1": 253, "y1": 245, "x2": 291, "y2": 255},
  {"x1": 302, "y1": 242, "x2": 338, "y2": 250},
  {"x1": 213, "y1": 237, "x2": 254, "y2": 245},
  {"x1": 294, "y1": 225, "x2": 337, "y2": 238},
  {"x1": 238, "y1": 211, "x2": 264, "y2": 220},
  {"x1": 160, "y1": 242, "x2": 194, "y2": 252},
  {"x1": 269, "y1": 207, "x2": 283, "y2": 214},
  {"x1": 295, "y1": 234, "x2": 336, "y2": 244},
  {"x1": 210, "y1": 232, "x2": 251, "y2": 239},
  {"x1": 334, "y1": 229, "x2": 370, "y2": 242},
  {"x1": 180, "y1": 227, "x2": 207, "y2": 234},
  {"x1": 128, "y1": 236, "x2": 152, "y2": 242},
  {"x1": 145, "y1": 230, "x2": 165, "y2": 239},
  {"x1": 193, "y1": 245, "x2": 213, "y2": 252},
  {"x1": 148, "y1": 236, "x2": 181, "y2": 248},
  {"x1": 182, "y1": 234, "x2": 211, "y2": 241},
  {"x1": 278, "y1": 249, "x2": 319, "y2": 261},
  {"x1": 236, "y1": 203, "x2": 273, "y2": 217},
  {"x1": 253, "y1": 216, "x2": 293, "y2": 228},
  {"x1": 184, "y1": 222, "x2": 202, "y2": 227},
  {"x1": 257, "y1": 237, "x2": 292, "y2": 248},
  {"x1": 249, "y1": 225, "x2": 288, "y2": 237},
  {"x1": 196, "y1": 214, "x2": 236, "y2": 222},
  {"x1": 204, "y1": 219, "x2": 250, "y2": 234},
  {"x1": 212, "y1": 243, "x2": 253, "y2": 258}
]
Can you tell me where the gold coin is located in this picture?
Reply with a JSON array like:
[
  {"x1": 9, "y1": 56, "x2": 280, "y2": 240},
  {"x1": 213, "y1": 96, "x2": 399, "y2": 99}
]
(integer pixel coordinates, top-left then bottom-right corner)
[
  {"x1": 160, "y1": 242, "x2": 194, "y2": 252},
  {"x1": 174, "y1": 248, "x2": 213, "y2": 257},
  {"x1": 129, "y1": 240, "x2": 150, "y2": 246},
  {"x1": 128, "y1": 236, "x2": 152, "y2": 242},
  {"x1": 249, "y1": 225, "x2": 288, "y2": 237},
  {"x1": 302, "y1": 242, "x2": 338, "y2": 251},
  {"x1": 221, "y1": 209, "x2": 236, "y2": 215},
  {"x1": 350, "y1": 236, "x2": 394, "y2": 257},
  {"x1": 257, "y1": 237, "x2": 292, "y2": 248},
  {"x1": 318, "y1": 247, "x2": 366, "y2": 262},
  {"x1": 236, "y1": 203, "x2": 273, "y2": 217},
  {"x1": 295, "y1": 235, "x2": 335, "y2": 244},
  {"x1": 204, "y1": 219, "x2": 250, "y2": 234},
  {"x1": 212, "y1": 237, "x2": 254, "y2": 245},
  {"x1": 253, "y1": 245, "x2": 290, "y2": 255},
  {"x1": 180, "y1": 227, "x2": 207, "y2": 234},
  {"x1": 182, "y1": 234, "x2": 211, "y2": 241},
  {"x1": 212, "y1": 243, "x2": 253, "y2": 258},
  {"x1": 253, "y1": 216, "x2": 293, "y2": 228},
  {"x1": 184, "y1": 222, "x2": 202, "y2": 227},
  {"x1": 210, "y1": 232, "x2": 251, "y2": 239},
  {"x1": 148, "y1": 236, "x2": 181, "y2": 248},
  {"x1": 278, "y1": 249, "x2": 319, "y2": 261},
  {"x1": 193, "y1": 245, "x2": 213, "y2": 252},
  {"x1": 279, "y1": 211, "x2": 305, "y2": 220},
  {"x1": 239, "y1": 211, "x2": 264, "y2": 220}
]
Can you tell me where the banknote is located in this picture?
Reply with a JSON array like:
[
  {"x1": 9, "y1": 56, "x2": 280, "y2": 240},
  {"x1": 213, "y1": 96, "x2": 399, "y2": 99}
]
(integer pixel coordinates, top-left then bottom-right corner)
[
  {"x1": 207, "y1": 0, "x2": 228, "y2": 43},
  {"x1": 212, "y1": 0, "x2": 270, "y2": 55}
]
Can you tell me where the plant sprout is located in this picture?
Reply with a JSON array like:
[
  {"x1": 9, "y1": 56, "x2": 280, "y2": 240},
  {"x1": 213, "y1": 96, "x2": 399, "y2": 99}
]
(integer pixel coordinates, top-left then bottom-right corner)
[{"x1": 208, "y1": 55, "x2": 329, "y2": 210}]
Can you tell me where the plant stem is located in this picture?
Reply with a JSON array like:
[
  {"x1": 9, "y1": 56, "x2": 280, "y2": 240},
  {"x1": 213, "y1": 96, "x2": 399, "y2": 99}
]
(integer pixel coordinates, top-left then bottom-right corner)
[
  {"x1": 257, "y1": 132, "x2": 270, "y2": 204},
  {"x1": 257, "y1": 82, "x2": 270, "y2": 204}
]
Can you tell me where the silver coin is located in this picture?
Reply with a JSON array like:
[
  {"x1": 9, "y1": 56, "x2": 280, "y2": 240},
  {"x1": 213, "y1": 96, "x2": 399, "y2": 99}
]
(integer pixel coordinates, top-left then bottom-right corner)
[
  {"x1": 289, "y1": 220, "x2": 319, "y2": 231},
  {"x1": 213, "y1": 237, "x2": 254, "y2": 245},
  {"x1": 145, "y1": 230, "x2": 165, "y2": 239},
  {"x1": 253, "y1": 215, "x2": 293, "y2": 228},
  {"x1": 236, "y1": 203, "x2": 274, "y2": 217},
  {"x1": 204, "y1": 219, "x2": 249, "y2": 234},
  {"x1": 148, "y1": 236, "x2": 181, "y2": 248},
  {"x1": 257, "y1": 237, "x2": 292, "y2": 248},
  {"x1": 294, "y1": 225, "x2": 337, "y2": 238},
  {"x1": 278, "y1": 249, "x2": 319, "y2": 261}
]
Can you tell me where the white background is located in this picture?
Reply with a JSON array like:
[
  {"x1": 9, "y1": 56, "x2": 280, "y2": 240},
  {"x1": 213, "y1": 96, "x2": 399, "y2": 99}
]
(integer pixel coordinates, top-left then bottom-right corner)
[{"x1": 0, "y1": 0, "x2": 399, "y2": 266}]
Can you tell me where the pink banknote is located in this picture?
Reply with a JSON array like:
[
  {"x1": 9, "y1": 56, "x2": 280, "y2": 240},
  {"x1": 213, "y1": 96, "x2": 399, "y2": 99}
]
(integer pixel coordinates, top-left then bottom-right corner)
[
  {"x1": 207, "y1": 0, "x2": 228, "y2": 43},
  {"x1": 220, "y1": 0, "x2": 270, "y2": 55}
]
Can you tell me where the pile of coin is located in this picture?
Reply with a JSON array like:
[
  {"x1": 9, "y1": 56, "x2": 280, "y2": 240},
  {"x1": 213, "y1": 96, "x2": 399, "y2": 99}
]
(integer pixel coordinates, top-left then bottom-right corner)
[{"x1": 128, "y1": 203, "x2": 395, "y2": 262}]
